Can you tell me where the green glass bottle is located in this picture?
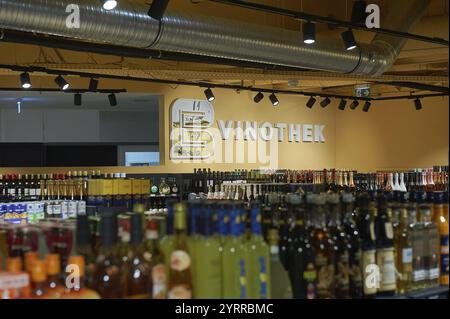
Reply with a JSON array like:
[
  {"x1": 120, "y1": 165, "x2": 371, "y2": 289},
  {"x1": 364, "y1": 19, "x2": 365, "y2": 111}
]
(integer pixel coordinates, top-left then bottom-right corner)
[
  {"x1": 193, "y1": 201, "x2": 222, "y2": 299},
  {"x1": 168, "y1": 203, "x2": 193, "y2": 299},
  {"x1": 160, "y1": 201, "x2": 175, "y2": 286},
  {"x1": 222, "y1": 202, "x2": 248, "y2": 299},
  {"x1": 246, "y1": 201, "x2": 271, "y2": 299},
  {"x1": 268, "y1": 228, "x2": 293, "y2": 299}
]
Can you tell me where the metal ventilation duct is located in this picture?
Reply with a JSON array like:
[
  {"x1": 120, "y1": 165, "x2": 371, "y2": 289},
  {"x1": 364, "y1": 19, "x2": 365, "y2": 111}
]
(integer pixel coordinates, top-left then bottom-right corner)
[{"x1": 0, "y1": 0, "x2": 430, "y2": 75}]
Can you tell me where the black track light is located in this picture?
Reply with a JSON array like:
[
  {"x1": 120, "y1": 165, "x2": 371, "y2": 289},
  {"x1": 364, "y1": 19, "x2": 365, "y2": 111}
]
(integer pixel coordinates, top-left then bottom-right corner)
[
  {"x1": 338, "y1": 99, "x2": 347, "y2": 110},
  {"x1": 269, "y1": 93, "x2": 279, "y2": 106},
  {"x1": 320, "y1": 97, "x2": 331, "y2": 108},
  {"x1": 254, "y1": 92, "x2": 264, "y2": 103},
  {"x1": 351, "y1": 1, "x2": 368, "y2": 25},
  {"x1": 342, "y1": 29, "x2": 357, "y2": 51},
  {"x1": 89, "y1": 78, "x2": 99, "y2": 92},
  {"x1": 306, "y1": 96, "x2": 317, "y2": 108},
  {"x1": 100, "y1": 0, "x2": 117, "y2": 10},
  {"x1": 363, "y1": 101, "x2": 371, "y2": 112},
  {"x1": 108, "y1": 93, "x2": 118, "y2": 106},
  {"x1": 350, "y1": 100, "x2": 360, "y2": 110},
  {"x1": 20, "y1": 72, "x2": 32, "y2": 89},
  {"x1": 303, "y1": 21, "x2": 316, "y2": 44},
  {"x1": 74, "y1": 93, "x2": 82, "y2": 106},
  {"x1": 54, "y1": 75, "x2": 70, "y2": 90},
  {"x1": 414, "y1": 98, "x2": 422, "y2": 110},
  {"x1": 148, "y1": 0, "x2": 170, "y2": 20},
  {"x1": 204, "y1": 88, "x2": 215, "y2": 102}
]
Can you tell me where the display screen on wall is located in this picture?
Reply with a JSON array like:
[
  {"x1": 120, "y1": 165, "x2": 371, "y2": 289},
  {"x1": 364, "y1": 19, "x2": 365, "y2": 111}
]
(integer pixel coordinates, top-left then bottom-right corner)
[
  {"x1": 0, "y1": 143, "x2": 45, "y2": 167},
  {"x1": 45, "y1": 145, "x2": 118, "y2": 167}
]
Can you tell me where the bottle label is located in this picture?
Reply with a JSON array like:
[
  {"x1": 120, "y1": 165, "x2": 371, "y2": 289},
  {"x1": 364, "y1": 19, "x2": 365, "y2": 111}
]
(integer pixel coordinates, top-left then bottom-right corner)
[
  {"x1": 152, "y1": 264, "x2": 167, "y2": 299},
  {"x1": 303, "y1": 262, "x2": 317, "y2": 300},
  {"x1": 376, "y1": 248, "x2": 396, "y2": 292},
  {"x1": 362, "y1": 250, "x2": 378, "y2": 295},
  {"x1": 402, "y1": 248, "x2": 413, "y2": 264},
  {"x1": 170, "y1": 250, "x2": 191, "y2": 272},
  {"x1": 441, "y1": 235, "x2": 449, "y2": 277},
  {"x1": 168, "y1": 285, "x2": 192, "y2": 299},
  {"x1": 315, "y1": 253, "x2": 335, "y2": 298},
  {"x1": 429, "y1": 268, "x2": 440, "y2": 280}
]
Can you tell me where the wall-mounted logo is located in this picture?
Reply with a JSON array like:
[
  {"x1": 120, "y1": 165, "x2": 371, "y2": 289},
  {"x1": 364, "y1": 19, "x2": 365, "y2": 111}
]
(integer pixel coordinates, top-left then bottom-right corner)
[{"x1": 170, "y1": 99, "x2": 215, "y2": 160}]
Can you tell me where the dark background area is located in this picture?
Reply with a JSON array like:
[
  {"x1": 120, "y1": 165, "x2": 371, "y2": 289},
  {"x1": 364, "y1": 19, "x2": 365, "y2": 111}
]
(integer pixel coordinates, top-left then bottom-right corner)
[{"x1": 0, "y1": 143, "x2": 118, "y2": 167}]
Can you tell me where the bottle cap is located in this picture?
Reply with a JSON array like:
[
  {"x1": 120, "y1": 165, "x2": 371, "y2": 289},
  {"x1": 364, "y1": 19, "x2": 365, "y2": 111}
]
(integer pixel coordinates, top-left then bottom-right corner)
[
  {"x1": 7, "y1": 257, "x2": 23, "y2": 273},
  {"x1": 31, "y1": 260, "x2": 47, "y2": 283},
  {"x1": 45, "y1": 254, "x2": 61, "y2": 276},
  {"x1": 67, "y1": 255, "x2": 85, "y2": 277}
]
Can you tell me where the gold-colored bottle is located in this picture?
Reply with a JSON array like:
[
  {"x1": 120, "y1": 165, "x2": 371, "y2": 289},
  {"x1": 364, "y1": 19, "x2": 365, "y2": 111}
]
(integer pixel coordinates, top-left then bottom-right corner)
[
  {"x1": 394, "y1": 207, "x2": 413, "y2": 294},
  {"x1": 168, "y1": 203, "x2": 193, "y2": 299}
]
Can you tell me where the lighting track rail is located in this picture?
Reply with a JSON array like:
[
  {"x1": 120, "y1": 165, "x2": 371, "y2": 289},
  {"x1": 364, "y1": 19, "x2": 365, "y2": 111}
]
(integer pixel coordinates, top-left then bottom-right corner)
[
  {"x1": 0, "y1": 64, "x2": 447, "y2": 102},
  {"x1": 208, "y1": 0, "x2": 449, "y2": 47}
]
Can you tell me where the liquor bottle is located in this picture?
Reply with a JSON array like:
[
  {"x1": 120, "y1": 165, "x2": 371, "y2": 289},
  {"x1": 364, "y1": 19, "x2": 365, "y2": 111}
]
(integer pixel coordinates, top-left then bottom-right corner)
[
  {"x1": 145, "y1": 217, "x2": 167, "y2": 299},
  {"x1": 193, "y1": 201, "x2": 222, "y2": 299},
  {"x1": 393, "y1": 206, "x2": 413, "y2": 294},
  {"x1": 45, "y1": 254, "x2": 64, "y2": 298},
  {"x1": 222, "y1": 202, "x2": 248, "y2": 299},
  {"x1": 432, "y1": 192, "x2": 449, "y2": 286},
  {"x1": 375, "y1": 193, "x2": 396, "y2": 296},
  {"x1": 62, "y1": 256, "x2": 101, "y2": 299},
  {"x1": 327, "y1": 193, "x2": 350, "y2": 299},
  {"x1": 159, "y1": 178, "x2": 171, "y2": 196},
  {"x1": 341, "y1": 193, "x2": 363, "y2": 299},
  {"x1": 92, "y1": 213, "x2": 122, "y2": 299},
  {"x1": 268, "y1": 228, "x2": 293, "y2": 299},
  {"x1": 122, "y1": 212, "x2": 152, "y2": 299},
  {"x1": 246, "y1": 201, "x2": 271, "y2": 299},
  {"x1": 419, "y1": 201, "x2": 440, "y2": 288},
  {"x1": 75, "y1": 214, "x2": 95, "y2": 288},
  {"x1": 290, "y1": 195, "x2": 317, "y2": 299},
  {"x1": 168, "y1": 203, "x2": 193, "y2": 299},
  {"x1": 30, "y1": 260, "x2": 48, "y2": 299},
  {"x1": 311, "y1": 194, "x2": 335, "y2": 299},
  {"x1": 160, "y1": 201, "x2": 175, "y2": 286},
  {"x1": 409, "y1": 194, "x2": 426, "y2": 290},
  {"x1": 357, "y1": 193, "x2": 377, "y2": 299}
]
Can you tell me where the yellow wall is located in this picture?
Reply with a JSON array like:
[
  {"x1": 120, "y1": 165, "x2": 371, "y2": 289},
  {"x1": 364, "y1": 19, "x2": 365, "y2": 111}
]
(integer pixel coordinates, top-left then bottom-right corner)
[
  {"x1": 335, "y1": 96, "x2": 449, "y2": 171},
  {"x1": 0, "y1": 80, "x2": 448, "y2": 173}
]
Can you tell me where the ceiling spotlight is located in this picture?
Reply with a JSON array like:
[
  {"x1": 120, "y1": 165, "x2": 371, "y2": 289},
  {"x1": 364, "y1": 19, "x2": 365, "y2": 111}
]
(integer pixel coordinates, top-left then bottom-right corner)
[
  {"x1": 350, "y1": 100, "x2": 359, "y2": 110},
  {"x1": 306, "y1": 96, "x2": 317, "y2": 108},
  {"x1": 108, "y1": 93, "x2": 118, "y2": 106},
  {"x1": 414, "y1": 98, "x2": 422, "y2": 110},
  {"x1": 363, "y1": 101, "x2": 371, "y2": 112},
  {"x1": 320, "y1": 97, "x2": 331, "y2": 108},
  {"x1": 303, "y1": 21, "x2": 316, "y2": 45},
  {"x1": 254, "y1": 92, "x2": 264, "y2": 103},
  {"x1": 74, "y1": 93, "x2": 82, "y2": 106},
  {"x1": 269, "y1": 93, "x2": 279, "y2": 106},
  {"x1": 55, "y1": 75, "x2": 70, "y2": 90},
  {"x1": 342, "y1": 29, "x2": 357, "y2": 51},
  {"x1": 351, "y1": 1, "x2": 368, "y2": 25},
  {"x1": 204, "y1": 88, "x2": 215, "y2": 102},
  {"x1": 338, "y1": 99, "x2": 347, "y2": 110},
  {"x1": 148, "y1": 0, "x2": 170, "y2": 20},
  {"x1": 20, "y1": 72, "x2": 32, "y2": 89},
  {"x1": 89, "y1": 78, "x2": 99, "y2": 92},
  {"x1": 100, "y1": 0, "x2": 118, "y2": 10}
]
